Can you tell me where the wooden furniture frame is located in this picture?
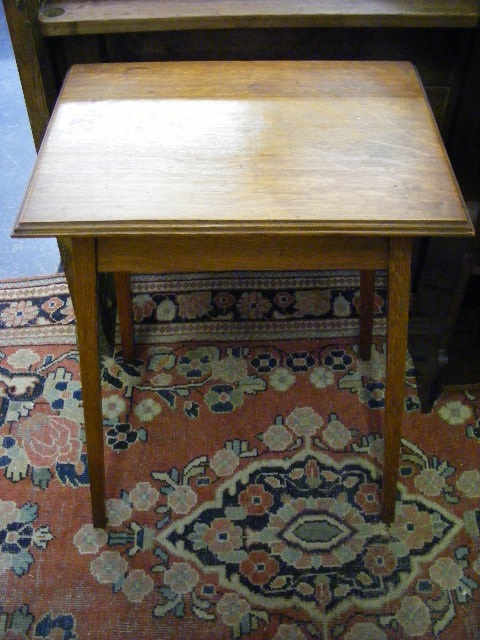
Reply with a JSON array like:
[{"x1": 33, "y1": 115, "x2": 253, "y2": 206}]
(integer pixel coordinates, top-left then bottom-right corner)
[
  {"x1": 36, "y1": 0, "x2": 480, "y2": 33},
  {"x1": 4, "y1": 1, "x2": 480, "y2": 409},
  {"x1": 13, "y1": 60, "x2": 473, "y2": 528},
  {"x1": 4, "y1": 1, "x2": 479, "y2": 154}
]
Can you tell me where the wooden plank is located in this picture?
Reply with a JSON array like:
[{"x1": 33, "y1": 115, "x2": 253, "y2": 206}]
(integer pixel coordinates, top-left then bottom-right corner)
[
  {"x1": 3, "y1": 0, "x2": 56, "y2": 149},
  {"x1": 38, "y1": 0, "x2": 480, "y2": 36},
  {"x1": 382, "y1": 237, "x2": 412, "y2": 523},
  {"x1": 102, "y1": 28, "x2": 465, "y2": 89},
  {"x1": 114, "y1": 272, "x2": 135, "y2": 360},
  {"x1": 70, "y1": 237, "x2": 106, "y2": 528},
  {"x1": 96, "y1": 235, "x2": 389, "y2": 274},
  {"x1": 359, "y1": 270, "x2": 376, "y2": 361},
  {"x1": 13, "y1": 61, "x2": 473, "y2": 240}
]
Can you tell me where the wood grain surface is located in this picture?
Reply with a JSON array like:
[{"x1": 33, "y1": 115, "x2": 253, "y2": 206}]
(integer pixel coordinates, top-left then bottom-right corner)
[
  {"x1": 70, "y1": 237, "x2": 106, "y2": 528},
  {"x1": 38, "y1": 0, "x2": 480, "y2": 35},
  {"x1": 13, "y1": 61, "x2": 472, "y2": 239}
]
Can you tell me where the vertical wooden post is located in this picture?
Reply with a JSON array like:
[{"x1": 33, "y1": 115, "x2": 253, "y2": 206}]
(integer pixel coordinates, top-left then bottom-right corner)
[
  {"x1": 57, "y1": 237, "x2": 75, "y2": 306},
  {"x1": 359, "y1": 269, "x2": 376, "y2": 361},
  {"x1": 114, "y1": 272, "x2": 135, "y2": 360},
  {"x1": 382, "y1": 237, "x2": 412, "y2": 523},
  {"x1": 3, "y1": 0, "x2": 56, "y2": 149},
  {"x1": 71, "y1": 237, "x2": 106, "y2": 528}
]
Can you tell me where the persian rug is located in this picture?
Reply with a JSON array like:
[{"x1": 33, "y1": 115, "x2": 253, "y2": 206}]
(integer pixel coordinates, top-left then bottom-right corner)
[{"x1": 0, "y1": 272, "x2": 479, "y2": 640}]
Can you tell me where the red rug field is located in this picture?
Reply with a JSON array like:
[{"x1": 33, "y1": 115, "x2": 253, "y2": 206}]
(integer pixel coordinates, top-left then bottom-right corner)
[{"x1": 0, "y1": 272, "x2": 479, "y2": 639}]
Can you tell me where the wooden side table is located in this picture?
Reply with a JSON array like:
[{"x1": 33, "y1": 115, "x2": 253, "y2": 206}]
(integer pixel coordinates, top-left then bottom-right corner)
[{"x1": 13, "y1": 61, "x2": 473, "y2": 528}]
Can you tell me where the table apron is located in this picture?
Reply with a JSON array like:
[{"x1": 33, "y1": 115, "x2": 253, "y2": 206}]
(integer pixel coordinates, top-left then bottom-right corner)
[{"x1": 95, "y1": 234, "x2": 390, "y2": 273}]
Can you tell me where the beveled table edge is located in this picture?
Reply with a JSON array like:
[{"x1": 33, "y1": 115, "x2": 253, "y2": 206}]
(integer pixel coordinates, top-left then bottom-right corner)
[{"x1": 11, "y1": 218, "x2": 475, "y2": 239}]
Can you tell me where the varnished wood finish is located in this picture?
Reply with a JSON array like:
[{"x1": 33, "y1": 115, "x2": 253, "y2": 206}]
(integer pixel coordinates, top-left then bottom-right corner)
[
  {"x1": 12, "y1": 61, "x2": 474, "y2": 526},
  {"x1": 114, "y1": 272, "x2": 135, "y2": 361},
  {"x1": 383, "y1": 238, "x2": 413, "y2": 523},
  {"x1": 3, "y1": 0, "x2": 55, "y2": 149},
  {"x1": 70, "y1": 238, "x2": 106, "y2": 529},
  {"x1": 56, "y1": 237, "x2": 74, "y2": 306},
  {"x1": 38, "y1": 0, "x2": 480, "y2": 36},
  {"x1": 359, "y1": 270, "x2": 376, "y2": 361},
  {"x1": 109, "y1": 241, "x2": 381, "y2": 367},
  {"x1": 97, "y1": 236, "x2": 389, "y2": 274},
  {"x1": 14, "y1": 62, "x2": 473, "y2": 239},
  {"x1": 5, "y1": 2, "x2": 478, "y2": 169}
]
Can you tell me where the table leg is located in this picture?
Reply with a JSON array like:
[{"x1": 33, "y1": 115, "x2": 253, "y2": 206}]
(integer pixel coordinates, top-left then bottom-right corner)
[
  {"x1": 71, "y1": 238, "x2": 107, "y2": 528},
  {"x1": 114, "y1": 272, "x2": 135, "y2": 360},
  {"x1": 57, "y1": 238, "x2": 75, "y2": 306},
  {"x1": 359, "y1": 270, "x2": 375, "y2": 361},
  {"x1": 382, "y1": 237, "x2": 412, "y2": 523}
]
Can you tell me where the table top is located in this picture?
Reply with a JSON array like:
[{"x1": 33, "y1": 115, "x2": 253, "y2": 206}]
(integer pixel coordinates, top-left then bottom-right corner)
[{"x1": 14, "y1": 60, "x2": 473, "y2": 238}]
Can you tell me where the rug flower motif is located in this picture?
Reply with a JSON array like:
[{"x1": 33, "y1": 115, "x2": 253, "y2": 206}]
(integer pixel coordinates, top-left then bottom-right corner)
[
  {"x1": 157, "y1": 438, "x2": 461, "y2": 620},
  {"x1": 1, "y1": 273, "x2": 480, "y2": 639}
]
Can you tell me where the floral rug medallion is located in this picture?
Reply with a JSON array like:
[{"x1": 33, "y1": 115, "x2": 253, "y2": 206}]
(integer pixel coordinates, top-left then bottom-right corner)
[{"x1": 157, "y1": 446, "x2": 462, "y2": 622}]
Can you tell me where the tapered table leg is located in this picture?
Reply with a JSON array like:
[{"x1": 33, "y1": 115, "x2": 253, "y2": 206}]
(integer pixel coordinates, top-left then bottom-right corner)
[
  {"x1": 359, "y1": 269, "x2": 376, "y2": 361},
  {"x1": 114, "y1": 272, "x2": 135, "y2": 360},
  {"x1": 382, "y1": 237, "x2": 412, "y2": 523},
  {"x1": 71, "y1": 237, "x2": 107, "y2": 528}
]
